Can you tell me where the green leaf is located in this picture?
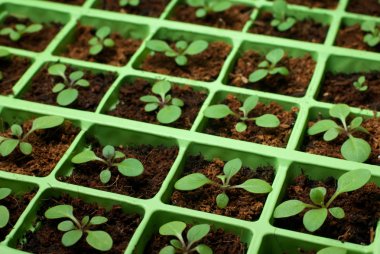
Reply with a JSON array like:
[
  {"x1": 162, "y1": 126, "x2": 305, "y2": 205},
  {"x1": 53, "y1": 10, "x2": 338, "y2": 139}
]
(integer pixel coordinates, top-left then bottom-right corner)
[
  {"x1": 361, "y1": 21, "x2": 376, "y2": 32},
  {"x1": 329, "y1": 104, "x2": 350, "y2": 122},
  {"x1": 157, "y1": 105, "x2": 182, "y2": 124},
  {"x1": 104, "y1": 38, "x2": 115, "y2": 47},
  {"x1": 350, "y1": 117, "x2": 363, "y2": 130},
  {"x1": 31, "y1": 115, "x2": 64, "y2": 131},
  {"x1": 196, "y1": 8, "x2": 207, "y2": 18},
  {"x1": 323, "y1": 128, "x2": 340, "y2": 142},
  {"x1": 0, "y1": 205, "x2": 9, "y2": 228},
  {"x1": 82, "y1": 216, "x2": 90, "y2": 226},
  {"x1": 159, "y1": 246, "x2": 176, "y2": 254},
  {"x1": 187, "y1": 224, "x2": 210, "y2": 244},
  {"x1": 204, "y1": 105, "x2": 233, "y2": 119},
  {"x1": 76, "y1": 79, "x2": 90, "y2": 87},
  {"x1": 86, "y1": 231, "x2": 113, "y2": 251},
  {"x1": 341, "y1": 137, "x2": 371, "y2": 163},
  {"x1": 303, "y1": 208, "x2": 328, "y2": 232},
  {"x1": 317, "y1": 247, "x2": 347, "y2": 254},
  {"x1": 0, "y1": 188, "x2": 11, "y2": 200},
  {"x1": 175, "y1": 55, "x2": 188, "y2": 66},
  {"x1": 216, "y1": 192, "x2": 229, "y2": 209},
  {"x1": 96, "y1": 26, "x2": 111, "y2": 39},
  {"x1": 117, "y1": 158, "x2": 144, "y2": 177},
  {"x1": 170, "y1": 239, "x2": 182, "y2": 249},
  {"x1": 72, "y1": 149, "x2": 99, "y2": 164},
  {"x1": 172, "y1": 98, "x2": 184, "y2": 107},
  {"x1": 211, "y1": 1, "x2": 232, "y2": 12},
  {"x1": 152, "y1": 80, "x2": 171, "y2": 97},
  {"x1": 235, "y1": 122, "x2": 247, "y2": 132},
  {"x1": 57, "y1": 88, "x2": 79, "y2": 106},
  {"x1": 309, "y1": 187, "x2": 326, "y2": 206},
  {"x1": 69, "y1": 71, "x2": 84, "y2": 82},
  {"x1": 145, "y1": 103, "x2": 159, "y2": 112},
  {"x1": 0, "y1": 49, "x2": 10, "y2": 58},
  {"x1": 159, "y1": 221, "x2": 186, "y2": 237},
  {"x1": 329, "y1": 207, "x2": 345, "y2": 219},
  {"x1": 270, "y1": 66, "x2": 289, "y2": 76},
  {"x1": 11, "y1": 124, "x2": 23, "y2": 137},
  {"x1": 249, "y1": 69, "x2": 269, "y2": 83},
  {"x1": 100, "y1": 169, "x2": 111, "y2": 184},
  {"x1": 241, "y1": 95, "x2": 259, "y2": 114},
  {"x1": 176, "y1": 41, "x2": 188, "y2": 50},
  {"x1": 184, "y1": 40, "x2": 209, "y2": 55},
  {"x1": 52, "y1": 83, "x2": 65, "y2": 93},
  {"x1": 25, "y1": 24, "x2": 43, "y2": 33},
  {"x1": 19, "y1": 142, "x2": 32, "y2": 155},
  {"x1": 58, "y1": 220, "x2": 76, "y2": 232},
  {"x1": 48, "y1": 64, "x2": 66, "y2": 77},
  {"x1": 102, "y1": 145, "x2": 115, "y2": 159},
  {"x1": 236, "y1": 179, "x2": 272, "y2": 193},
  {"x1": 88, "y1": 37, "x2": 99, "y2": 46},
  {"x1": 140, "y1": 95, "x2": 160, "y2": 103},
  {"x1": 336, "y1": 169, "x2": 371, "y2": 194},
  {"x1": 147, "y1": 40, "x2": 173, "y2": 52},
  {"x1": 90, "y1": 44, "x2": 103, "y2": 55},
  {"x1": 255, "y1": 114, "x2": 280, "y2": 128},
  {"x1": 266, "y1": 48, "x2": 284, "y2": 65},
  {"x1": 0, "y1": 139, "x2": 19, "y2": 157},
  {"x1": 195, "y1": 244, "x2": 213, "y2": 254},
  {"x1": 45, "y1": 205, "x2": 74, "y2": 219},
  {"x1": 10, "y1": 31, "x2": 21, "y2": 41},
  {"x1": 278, "y1": 17, "x2": 296, "y2": 31},
  {"x1": 273, "y1": 200, "x2": 308, "y2": 218},
  {"x1": 223, "y1": 158, "x2": 242, "y2": 182},
  {"x1": 308, "y1": 120, "x2": 339, "y2": 135},
  {"x1": 90, "y1": 216, "x2": 108, "y2": 225},
  {"x1": 175, "y1": 173, "x2": 213, "y2": 191}
]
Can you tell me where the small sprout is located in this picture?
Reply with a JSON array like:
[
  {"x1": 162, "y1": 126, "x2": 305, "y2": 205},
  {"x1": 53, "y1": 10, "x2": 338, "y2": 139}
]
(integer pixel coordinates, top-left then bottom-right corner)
[
  {"x1": 361, "y1": 21, "x2": 380, "y2": 47},
  {"x1": 186, "y1": 0, "x2": 232, "y2": 18},
  {"x1": 119, "y1": 0, "x2": 139, "y2": 6},
  {"x1": 0, "y1": 49, "x2": 10, "y2": 81},
  {"x1": 140, "y1": 80, "x2": 184, "y2": 124},
  {"x1": 0, "y1": 23, "x2": 43, "y2": 41},
  {"x1": 204, "y1": 95, "x2": 280, "y2": 133},
  {"x1": 249, "y1": 48, "x2": 289, "y2": 83},
  {"x1": 175, "y1": 158, "x2": 272, "y2": 209},
  {"x1": 317, "y1": 247, "x2": 347, "y2": 254},
  {"x1": 88, "y1": 26, "x2": 115, "y2": 55},
  {"x1": 71, "y1": 145, "x2": 144, "y2": 184},
  {"x1": 48, "y1": 64, "x2": 90, "y2": 106},
  {"x1": 146, "y1": 39, "x2": 209, "y2": 66},
  {"x1": 0, "y1": 188, "x2": 11, "y2": 228},
  {"x1": 270, "y1": 0, "x2": 296, "y2": 31},
  {"x1": 45, "y1": 205, "x2": 113, "y2": 251},
  {"x1": 0, "y1": 116, "x2": 64, "y2": 157},
  {"x1": 353, "y1": 75, "x2": 368, "y2": 92},
  {"x1": 159, "y1": 221, "x2": 212, "y2": 254},
  {"x1": 308, "y1": 104, "x2": 371, "y2": 162}
]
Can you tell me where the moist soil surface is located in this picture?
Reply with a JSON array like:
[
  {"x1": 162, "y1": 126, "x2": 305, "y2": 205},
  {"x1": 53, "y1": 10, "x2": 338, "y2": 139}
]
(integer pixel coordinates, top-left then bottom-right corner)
[
  {"x1": 61, "y1": 24, "x2": 142, "y2": 66},
  {"x1": 49, "y1": 0, "x2": 85, "y2": 5},
  {"x1": 171, "y1": 4, "x2": 252, "y2": 31},
  {"x1": 107, "y1": 78, "x2": 207, "y2": 129},
  {"x1": 61, "y1": 140, "x2": 178, "y2": 199},
  {"x1": 18, "y1": 195, "x2": 141, "y2": 254},
  {"x1": 275, "y1": 174, "x2": 380, "y2": 245},
  {"x1": 336, "y1": 24, "x2": 380, "y2": 53},
  {"x1": 0, "y1": 16, "x2": 61, "y2": 52},
  {"x1": 284, "y1": 0, "x2": 338, "y2": 9},
  {"x1": 250, "y1": 12, "x2": 328, "y2": 43},
  {"x1": 347, "y1": 0, "x2": 380, "y2": 16},
  {"x1": 229, "y1": 50, "x2": 316, "y2": 97},
  {"x1": 21, "y1": 65, "x2": 116, "y2": 111},
  {"x1": 171, "y1": 155, "x2": 275, "y2": 221},
  {"x1": 0, "y1": 56, "x2": 30, "y2": 95},
  {"x1": 204, "y1": 94, "x2": 298, "y2": 148},
  {"x1": 98, "y1": 0, "x2": 170, "y2": 17},
  {"x1": 0, "y1": 121, "x2": 78, "y2": 177},
  {"x1": 141, "y1": 41, "x2": 231, "y2": 81}
]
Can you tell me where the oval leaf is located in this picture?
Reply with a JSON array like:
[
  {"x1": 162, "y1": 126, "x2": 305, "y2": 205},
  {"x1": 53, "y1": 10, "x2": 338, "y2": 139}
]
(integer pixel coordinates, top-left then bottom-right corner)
[
  {"x1": 184, "y1": 40, "x2": 209, "y2": 55},
  {"x1": 0, "y1": 188, "x2": 11, "y2": 200},
  {"x1": 216, "y1": 192, "x2": 229, "y2": 209},
  {"x1": 31, "y1": 115, "x2": 64, "y2": 131},
  {"x1": 0, "y1": 139, "x2": 19, "y2": 157},
  {"x1": 100, "y1": 169, "x2": 111, "y2": 184},
  {"x1": 19, "y1": 142, "x2": 32, "y2": 155},
  {"x1": 255, "y1": 114, "x2": 280, "y2": 128},
  {"x1": 336, "y1": 169, "x2": 371, "y2": 194},
  {"x1": 0, "y1": 205, "x2": 9, "y2": 228},
  {"x1": 71, "y1": 149, "x2": 99, "y2": 164},
  {"x1": 204, "y1": 105, "x2": 233, "y2": 119},
  {"x1": 310, "y1": 187, "x2": 326, "y2": 206},
  {"x1": 175, "y1": 173, "x2": 213, "y2": 191},
  {"x1": 236, "y1": 179, "x2": 272, "y2": 194},
  {"x1": 187, "y1": 224, "x2": 210, "y2": 243},
  {"x1": 223, "y1": 158, "x2": 242, "y2": 181},
  {"x1": 303, "y1": 208, "x2": 328, "y2": 232},
  {"x1": 45, "y1": 205, "x2": 74, "y2": 219},
  {"x1": 57, "y1": 88, "x2": 79, "y2": 106},
  {"x1": 157, "y1": 105, "x2": 182, "y2": 124},
  {"x1": 341, "y1": 137, "x2": 371, "y2": 163},
  {"x1": 86, "y1": 230, "x2": 113, "y2": 251},
  {"x1": 117, "y1": 158, "x2": 144, "y2": 177},
  {"x1": 329, "y1": 207, "x2": 345, "y2": 219},
  {"x1": 249, "y1": 69, "x2": 269, "y2": 83},
  {"x1": 273, "y1": 200, "x2": 308, "y2": 218},
  {"x1": 329, "y1": 104, "x2": 350, "y2": 122},
  {"x1": 62, "y1": 230, "x2": 83, "y2": 247},
  {"x1": 159, "y1": 221, "x2": 186, "y2": 237},
  {"x1": 90, "y1": 216, "x2": 108, "y2": 225},
  {"x1": 159, "y1": 246, "x2": 176, "y2": 254},
  {"x1": 58, "y1": 220, "x2": 75, "y2": 232},
  {"x1": 308, "y1": 120, "x2": 339, "y2": 136}
]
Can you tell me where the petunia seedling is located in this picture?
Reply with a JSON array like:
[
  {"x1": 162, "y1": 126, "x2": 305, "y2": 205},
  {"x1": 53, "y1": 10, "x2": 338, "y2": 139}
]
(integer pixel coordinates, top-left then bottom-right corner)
[
  {"x1": 0, "y1": 115, "x2": 64, "y2": 156},
  {"x1": 0, "y1": 49, "x2": 10, "y2": 81},
  {"x1": 119, "y1": 0, "x2": 139, "y2": 6},
  {"x1": 361, "y1": 21, "x2": 380, "y2": 47},
  {"x1": 270, "y1": 0, "x2": 296, "y2": 31},
  {"x1": 48, "y1": 64, "x2": 90, "y2": 106},
  {"x1": 45, "y1": 205, "x2": 113, "y2": 251},
  {"x1": 249, "y1": 48, "x2": 289, "y2": 83},
  {"x1": 175, "y1": 158, "x2": 272, "y2": 209},
  {"x1": 71, "y1": 145, "x2": 144, "y2": 184},
  {"x1": 0, "y1": 23, "x2": 43, "y2": 41},
  {"x1": 0, "y1": 188, "x2": 11, "y2": 229},
  {"x1": 317, "y1": 247, "x2": 347, "y2": 254},
  {"x1": 203, "y1": 95, "x2": 280, "y2": 133},
  {"x1": 140, "y1": 80, "x2": 184, "y2": 124},
  {"x1": 146, "y1": 39, "x2": 209, "y2": 66},
  {"x1": 159, "y1": 221, "x2": 212, "y2": 254},
  {"x1": 186, "y1": 0, "x2": 232, "y2": 18},
  {"x1": 353, "y1": 75, "x2": 368, "y2": 92},
  {"x1": 274, "y1": 169, "x2": 371, "y2": 232},
  {"x1": 88, "y1": 26, "x2": 115, "y2": 55},
  {"x1": 308, "y1": 104, "x2": 371, "y2": 162}
]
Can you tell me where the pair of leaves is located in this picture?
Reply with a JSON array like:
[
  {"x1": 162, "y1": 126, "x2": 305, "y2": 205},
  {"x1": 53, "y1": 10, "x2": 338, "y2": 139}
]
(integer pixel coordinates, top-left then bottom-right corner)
[
  {"x1": 361, "y1": 21, "x2": 380, "y2": 47},
  {"x1": 0, "y1": 23, "x2": 43, "y2": 41},
  {"x1": 353, "y1": 75, "x2": 368, "y2": 92},
  {"x1": 88, "y1": 26, "x2": 115, "y2": 55},
  {"x1": 271, "y1": 0, "x2": 296, "y2": 31},
  {"x1": 186, "y1": 0, "x2": 232, "y2": 18},
  {"x1": 119, "y1": 0, "x2": 139, "y2": 6},
  {"x1": 0, "y1": 188, "x2": 11, "y2": 228}
]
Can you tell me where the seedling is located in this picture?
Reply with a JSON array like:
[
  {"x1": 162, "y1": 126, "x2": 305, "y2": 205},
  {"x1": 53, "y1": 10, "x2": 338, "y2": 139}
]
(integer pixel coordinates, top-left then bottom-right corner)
[
  {"x1": 308, "y1": 104, "x2": 371, "y2": 162},
  {"x1": 203, "y1": 95, "x2": 280, "y2": 132},
  {"x1": 270, "y1": 0, "x2": 296, "y2": 31},
  {"x1": 45, "y1": 205, "x2": 113, "y2": 251},
  {"x1": 88, "y1": 26, "x2": 115, "y2": 55},
  {"x1": 48, "y1": 64, "x2": 90, "y2": 106},
  {"x1": 159, "y1": 221, "x2": 212, "y2": 254},
  {"x1": 0, "y1": 49, "x2": 10, "y2": 81},
  {"x1": 317, "y1": 247, "x2": 347, "y2": 254},
  {"x1": 0, "y1": 116, "x2": 64, "y2": 156},
  {"x1": 0, "y1": 23, "x2": 43, "y2": 41},
  {"x1": 139, "y1": 80, "x2": 184, "y2": 124},
  {"x1": 361, "y1": 21, "x2": 380, "y2": 47},
  {"x1": 274, "y1": 169, "x2": 371, "y2": 232},
  {"x1": 186, "y1": 0, "x2": 232, "y2": 18},
  {"x1": 249, "y1": 48, "x2": 289, "y2": 83},
  {"x1": 119, "y1": 0, "x2": 139, "y2": 6},
  {"x1": 0, "y1": 187, "x2": 11, "y2": 228},
  {"x1": 353, "y1": 75, "x2": 368, "y2": 92},
  {"x1": 175, "y1": 158, "x2": 272, "y2": 209},
  {"x1": 71, "y1": 145, "x2": 144, "y2": 184},
  {"x1": 146, "y1": 39, "x2": 209, "y2": 66}
]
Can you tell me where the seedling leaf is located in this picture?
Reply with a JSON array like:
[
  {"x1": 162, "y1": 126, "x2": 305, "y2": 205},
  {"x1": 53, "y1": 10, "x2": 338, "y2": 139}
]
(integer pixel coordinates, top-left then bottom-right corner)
[
  {"x1": 86, "y1": 231, "x2": 113, "y2": 251},
  {"x1": 204, "y1": 105, "x2": 234, "y2": 119},
  {"x1": 216, "y1": 192, "x2": 229, "y2": 208},
  {"x1": 303, "y1": 208, "x2": 328, "y2": 232},
  {"x1": 336, "y1": 169, "x2": 371, "y2": 194},
  {"x1": 236, "y1": 179, "x2": 272, "y2": 193},
  {"x1": 273, "y1": 200, "x2": 309, "y2": 218},
  {"x1": 175, "y1": 173, "x2": 214, "y2": 191},
  {"x1": 187, "y1": 224, "x2": 210, "y2": 244}
]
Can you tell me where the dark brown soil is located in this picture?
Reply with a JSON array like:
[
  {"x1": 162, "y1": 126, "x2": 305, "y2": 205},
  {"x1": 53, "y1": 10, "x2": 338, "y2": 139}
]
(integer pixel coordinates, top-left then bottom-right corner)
[
  {"x1": 171, "y1": 155, "x2": 275, "y2": 221},
  {"x1": 0, "y1": 121, "x2": 79, "y2": 177},
  {"x1": 275, "y1": 174, "x2": 380, "y2": 245},
  {"x1": 229, "y1": 50, "x2": 316, "y2": 97},
  {"x1": 61, "y1": 140, "x2": 178, "y2": 199},
  {"x1": 49, "y1": 0, "x2": 85, "y2": 5},
  {"x1": 0, "y1": 16, "x2": 61, "y2": 52},
  {"x1": 141, "y1": 41, "x2": 231, "y2": 81},
  {"x1": 319, "y1": 71, "x2": 380, "y2": 111},
  {"x1": 18, "y1": 195, "x2": 141, "y2": 254},
  {"x1": 204, "y1": 94, "x2": 298, "y2": 148},
  {"x1": 171, "y1": 4, "x2": 252, "y2": 31},
  {"x1": 250, "y1": 12, "x2": 328, "y2": 43},
  {"x1": 21, "y1": 65, "x2": 116, "y2": 112},
  {"x1": 98, "y1": 0, "x2": 170, "y2": 17},
  {"x1": 107, "y1": 78, "x2": 207, "y2": 129},
  {"x1": 61, "y1": 24, "x2": 142, "y2": 66},
  {"x1": 347, "y1": 0, "x2": 380, "y2": 16},
  {"x1": 335, "y1": 24, "x2": 380, "y2": 53},
  {"x1": 0, "y1": 56, "x2": 30, "y2": 95},
  {"x1": 285, "y1": 0, "x2": 338, "y2": 9}
]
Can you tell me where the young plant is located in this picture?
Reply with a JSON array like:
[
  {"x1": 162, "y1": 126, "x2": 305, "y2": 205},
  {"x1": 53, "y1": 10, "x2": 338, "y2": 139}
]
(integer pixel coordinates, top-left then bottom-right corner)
[
  {"x1": 353, "y1": 75, "x2": 368, "y2": 92},
  {"x1": 274, "y1": 169, "x2": 371, "y2": 232},
  {"x1": 270, "y1": 0, "x2": 296, "y2": 31},
  {"x1": 0, "y1": 116, "x2": 64, "y2": 156},
  {"x1": 0, "y1": 49, "x2": 10, "y2": 81},
  {"x1": 0, "y1": 23, "x2": 43, "y2": 41},
  {"x1": 48, "y1": 64, "x2": 90, "y2": 106},
  {"x1": 317, "y1": 247, "x2": 346, "y2": 254},
  {"x1": 159, "y1": 221, "x2": 212, "y2": 254},
  {"x1": 139, "y1": 80, "x2": 184, "y2": 124},
  {"x1": 88, "y1": 26, "x2": 115, "y2": 55},
  {"x1": 186, "y1": 0, "x2": 232, "y2": 18},
  {"x1": 361, "y1": 21, "x2": 380, "y2": 47},
  {"x1": 307, "y1": 104, "x2": 371, "y2": 162},
  {"x1": 71, "y1": 145, "x2": 144, "y2": 184},
  {"x1": 0, "y1": 188, "x2": 11, "y2": 228},
  {"x1": 119, "y1": 0, "x2": 139, "y2": 6},
  {"x1": 249, "y1": 48, "x2": 289, "y2": 83},
  {"x1": 175, "y1": 158, "x2": 272, "y2": 209},
  {"x1": 203, "y1": 95, "x2": 280, "y2": 133},
  {"x1": 45, "y1": 205, "x2": 113, "y2": 251},
  {"x1": 146, "y1": 39, "x2": 209, "y2": 66}
]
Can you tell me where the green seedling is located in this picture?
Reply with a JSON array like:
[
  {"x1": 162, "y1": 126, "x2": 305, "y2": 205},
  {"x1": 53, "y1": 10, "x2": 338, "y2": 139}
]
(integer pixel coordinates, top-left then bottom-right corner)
[
  {"x1": 71, "y1": 145, "x2": 144, "y2": 184},
  {"x1": 249, "y1": 48, "x2": 289, "y2": 83},
  {"x1": 317, "y1": 247, "x2": 347, "y2": 254},
  {"x1": 353, "y1": 75, "x2": 368, "y2": 92},
  {"x1": 0, "y1": 187, "x2": 11, "y2": 228},
  {"x1": 308, "y1": 104, "x2": 371, "y2": 162},
  {"x1": 140, "y1": 80, "x2": 184, "y2": 124},
  {"x1": 0, "y1": 23, "x2": 43, "y2": 41},
  {"x1": 204, "y1": 95, "x2": 280, "y2": 133},
  {"x1": 175, "y1": 158, "x2": 272, "y2": 209},
  {"x1": 274, "y1": 169, "x2": 371, "y2": 232},
  {"x1": 361, "y1": 21, "x2": 380, "y2": 47},
  {"x1": 48, "y1": 64, "x2": 90, "y2": 106},
  {"x1": 270, "y1": 0, "x2": 296, "y2": 31},
  {"x1": 88, "y1": 26, "x2": 115, "y2": 55},
  {"x1": 146, "y1": 39, "x2": 209, "y2": 66},
  {"x1": 0, "y1": 116, "x2": 64, "y2": 157},
  {"x1": 119, "y1": 0, "x2": 139, "y2": 6},
  {"x1": 159, "y1": 221, "x2": 212, "y2": 254},
  {"x1": 45, "y1": 205, "x2": 113, "y2": 251},
  {"x1": 0, "y1": 49, "x2": 10, "y2": 81},
  {"x1": 186, "y1": 0, "x2": 232, "y2": 18}
]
